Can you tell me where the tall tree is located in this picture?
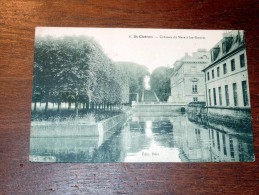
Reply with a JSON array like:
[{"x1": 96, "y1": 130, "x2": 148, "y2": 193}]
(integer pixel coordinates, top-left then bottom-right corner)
[
  {"x1": 32, "y1": 35, "x2": 149, "y2": 118},
  {"x1": 150, "y1": 67, "x2": 173, "y2": 102},
  {"x1": 115, "y1": 62, "x2": 149, "y2": 102}
]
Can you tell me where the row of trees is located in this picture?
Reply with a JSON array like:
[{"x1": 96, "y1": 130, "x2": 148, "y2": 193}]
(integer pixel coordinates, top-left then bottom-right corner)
[{"x1": 32, "y1": 36, "x2": 148, "y2": 115}]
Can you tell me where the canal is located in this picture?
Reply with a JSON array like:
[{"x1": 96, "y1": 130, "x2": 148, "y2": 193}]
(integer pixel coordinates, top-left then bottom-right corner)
[{"x1": 30, "y1": 113, "x2": 254, "y2": 162}]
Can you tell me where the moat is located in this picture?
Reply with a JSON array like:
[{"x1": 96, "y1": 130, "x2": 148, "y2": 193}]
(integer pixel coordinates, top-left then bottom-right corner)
[{"x1": 30, "y1": 113, "x2": 254, "y2": 162}]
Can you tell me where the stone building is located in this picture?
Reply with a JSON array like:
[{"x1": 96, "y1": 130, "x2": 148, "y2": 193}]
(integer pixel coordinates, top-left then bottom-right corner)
[
  {"x1": 168, "y1": 49, "x2": 210, "y2": 105},
  {"x1": 203, "y1": 30, "x2": 250, "y2": 108},
  {"x1": 201, "y1": 30, "x2": 253, "y2": 130}
]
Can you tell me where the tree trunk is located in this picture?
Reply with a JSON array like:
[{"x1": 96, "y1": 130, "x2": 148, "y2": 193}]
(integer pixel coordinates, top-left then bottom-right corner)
[
  {"x1": 83, "y1": 102, "x2": 85, "y2": 111},
  {"x1": 86, "y1": 98, "x2": 89, "y2": 111},
  {"x1": 91, "y1": 102, "x2": 94, "y2": 110},
  {"x1": 34, "y1": 102, "x2": 37, "y2": 112},
  {"x1": 45, "y1": 92, "x2": 49, "y2": 114},
  {"x1": 58, "y1": 101, "x2": 61, "y2": 112},
  {"x1": 75, "y1": 101, "x2": 78, "y2": 118}
]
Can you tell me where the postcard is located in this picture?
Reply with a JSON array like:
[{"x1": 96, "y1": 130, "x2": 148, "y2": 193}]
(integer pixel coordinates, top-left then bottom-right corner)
[{"x1": 30, "y1": 27, "x2": 254, "y2": 162}]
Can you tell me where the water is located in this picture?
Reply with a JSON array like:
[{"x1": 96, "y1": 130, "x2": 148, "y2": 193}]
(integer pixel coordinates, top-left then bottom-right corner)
[{"x1": 30, "y1": 114, "x2": 254, "y2": 162}]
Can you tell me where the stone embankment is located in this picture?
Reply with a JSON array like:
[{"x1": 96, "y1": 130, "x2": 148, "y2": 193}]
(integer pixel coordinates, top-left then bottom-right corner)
[
  {"x1": 187, "y1": 102, "x2": 252, "y2": 132},
  {"x1": 31, "y1": 112, "x2": 129, "y2": 138}
]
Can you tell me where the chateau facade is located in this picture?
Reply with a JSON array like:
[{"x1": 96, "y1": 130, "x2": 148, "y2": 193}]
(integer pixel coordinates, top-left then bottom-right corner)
[
  {"x1": 168, "y1": 49, "x2": 210, "y2": 105},
  {"x1": 203, "y1": 30, "x2": 250, "y2": 108}
]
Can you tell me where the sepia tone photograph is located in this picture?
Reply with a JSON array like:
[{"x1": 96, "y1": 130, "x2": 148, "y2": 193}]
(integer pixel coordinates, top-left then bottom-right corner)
[{"x1": 29, "y1": 27, "x2": 254, "y2": 162}]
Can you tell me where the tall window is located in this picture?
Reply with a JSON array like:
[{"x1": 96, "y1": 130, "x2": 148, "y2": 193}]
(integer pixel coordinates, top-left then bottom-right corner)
[
  {"x1": 223, "y1": 63, "x2": 227, "y2": 74},
  {"x1": 217, "y1": 67, "x2": 220, "y2": 77},
  {"x1": 216, "y1": 132, "x2": 220, "y2": 151},
  {"x1": 229, "y1": 136, "x2": 235, "y2": 159},
  {"x1": 231, "y1": 59, "x2": 235, "y2": 71},
  {"x1": 240, "y1": 54, "x2": 245, "y2": 68},
  {"x1": 207, "y1": 72, "x2": 210, "y2": 81},
  {"x1": 213, "y1": 88, "x2": 217, "y2": 105},
  {"x1": 233, "y1": 83, "x2": 238, "y2": 106},
  {"x1": 211, "y1": 129, "x2": 215, "y2": 147},
  {"x1": 212, "y1": 69, "x2": 215, "y2": 79},
  {"x1": 208, "y1": 89, "x2": 212, "y2": 106},
  {"x1": 218, "y1": 86, "x2": 222, "y2": 106},
  {"x1": 193, "y1": 97, "x2": 198, "y2": 102},
  {"x1": 225, "y1": 85, "x2": 229, "y2": 106},
  {"x1": 242, "y1": 80, "x2": 249, "y2": 106},
  {"x1": 192, "y1": 84, "x2": 197, "y2": 93},
  {"x1": 222, "y1": 133, "x2": 227, "y2": 155}
]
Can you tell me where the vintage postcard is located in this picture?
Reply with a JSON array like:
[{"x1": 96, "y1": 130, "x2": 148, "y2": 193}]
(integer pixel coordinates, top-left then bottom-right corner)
[{"x1": 30, "y1": 27, "x2": 255, "y2": 162}]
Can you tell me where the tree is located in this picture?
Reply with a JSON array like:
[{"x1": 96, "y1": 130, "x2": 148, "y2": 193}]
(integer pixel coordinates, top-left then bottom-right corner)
[
  {"x1": 32, "y1": 35, "x2": 149, "y2": 119},
  {"x1": 150, "y1": 67, "x2": 173, "y2": 101},
  {"x1": 33, "y1": 36, "x2": 64, "y2": 113},
  {"x1": 115, "y1": 62, "x2": 149, "y2": 102}
]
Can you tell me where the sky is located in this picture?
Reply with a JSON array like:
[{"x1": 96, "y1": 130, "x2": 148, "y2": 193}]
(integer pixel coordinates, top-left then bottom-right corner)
[{"x1": 36, "y1": 27, "x2": 227, "y2": 73}]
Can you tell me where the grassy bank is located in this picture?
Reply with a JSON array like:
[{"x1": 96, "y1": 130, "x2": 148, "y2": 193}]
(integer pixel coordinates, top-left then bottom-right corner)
[{"x1": 31, "y1": 109, "x2": 125, "y2": 124}]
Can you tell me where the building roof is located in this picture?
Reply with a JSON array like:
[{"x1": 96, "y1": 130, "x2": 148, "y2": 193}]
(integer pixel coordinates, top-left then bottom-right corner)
[
  {"x1": 171, "y1": 50, "x2": 210, "y2": 76},
  {"x1": 203, "y1": 30, "x2": 245, "y2": 72}
]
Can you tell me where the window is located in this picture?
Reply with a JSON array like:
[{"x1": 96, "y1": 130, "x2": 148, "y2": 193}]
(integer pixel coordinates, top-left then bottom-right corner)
[
  {"x1": 222, "y1": 42, "x2": 226, "y2": 54},
  {"x1": 222, "y1": 133, "x2": 227, "y2": 155},
  {"x1": 213, "y1": 88, "x2": 217, "y2": 105},
  {"x1": 212, "y1": 69, "x2": 215, "y2": 79},
  {"x1": 240, "y1": 54, "x2": 245, "y2": 68},
  {"x1": 207, "y1": 72, "x2": 210, "y2": 81},
  {"x1": 218, "y1": 87, "x2": 222, "y2": 106},
  {"x1": 195, "y1": 129, "x2": 200, "y2": 134},
  {"x1": 233, "y1": 83, "x2": 238, "y2": 106},
  {"x1": 231, "y1": 59, "x2": 235, "y2": 71},
  {"x1": 211, "y1": 129, "x2": 215, "y2": 147},
  {"x1": 192, "y1": 84, "x2": 197, "y2": 94},
  {"x1": 225, "y1": 85, "x2": 229, "y2": 106},
  {"x1": 242, "y1": 80, "x2": 249, "y2": 106},
  {"x1": 208, "y1": 89, "x2": 212, "y2": 106},
  {"x1": 216, "y1": 131, "x2": 220, "y2": 151},
  {"x1": 229, "y1": 136, "x2": 235, "y2": 159},
  {"x1": 223, "y1": 63, "x2": 227, "y2": 74},
  {"x1": 217, "y1": 67, "x2": 220, "y2": 77},
  {"x1": 193, "y1": 97, "x2": 198, "y2": 102}
]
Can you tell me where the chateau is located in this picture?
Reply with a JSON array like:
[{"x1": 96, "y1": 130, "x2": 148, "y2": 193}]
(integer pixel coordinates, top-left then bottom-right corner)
[
  {"x1": 203, "y1": 30, "x2": 249, "y2": 108},
  {"x1": 168, "y1": 49, "x2": 210, "y2": 105}
]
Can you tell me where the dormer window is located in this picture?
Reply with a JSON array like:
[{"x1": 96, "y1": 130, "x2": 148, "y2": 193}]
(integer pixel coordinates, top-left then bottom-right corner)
[
  {"x1": 222, "y1": 42, "x2": 226, "y2": 54},
  {"x1": 211, "y1": 47, "x2": 220, "y2": 62},
  {"x1": 222, "y1": 37, "x2": 233, "y2": 54}
]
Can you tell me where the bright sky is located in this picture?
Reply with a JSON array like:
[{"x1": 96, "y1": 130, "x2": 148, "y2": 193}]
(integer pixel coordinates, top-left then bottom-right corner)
[{"x1": 36, "y1": 27, "x2": 227, "y2": 73}]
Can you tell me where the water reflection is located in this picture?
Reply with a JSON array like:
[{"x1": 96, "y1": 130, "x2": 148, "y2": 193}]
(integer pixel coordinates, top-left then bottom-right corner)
[
  {"x1": 30, "y1": 114, "x2": 254, "y2": 162},
  {"x1": 145, "y1": 120, "x2": 153, "y2": 138}
]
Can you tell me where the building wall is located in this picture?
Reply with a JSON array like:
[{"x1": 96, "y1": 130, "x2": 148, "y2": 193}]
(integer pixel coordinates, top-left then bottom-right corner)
[
  {"x1": 169, "y1": 51, "x2": 209, "y2": 105},
  {"x1": 205, "y1": 49, "x2": 250, "y2": 108},
  {"x1": 184, "y1": 72, "x2": 206, "y2": 103}
]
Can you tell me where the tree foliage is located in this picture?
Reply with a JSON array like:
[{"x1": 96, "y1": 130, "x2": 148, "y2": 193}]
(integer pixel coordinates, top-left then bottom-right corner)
[
  {"x1": 150, "y1": 67, "x2": 173, "y2": 102},
  {"x1": 114, "y1": 62, "x2": 149, "y2": 102},
  {"x1": 32, "y1": 36, "x2": 148, "y2": 115}
]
